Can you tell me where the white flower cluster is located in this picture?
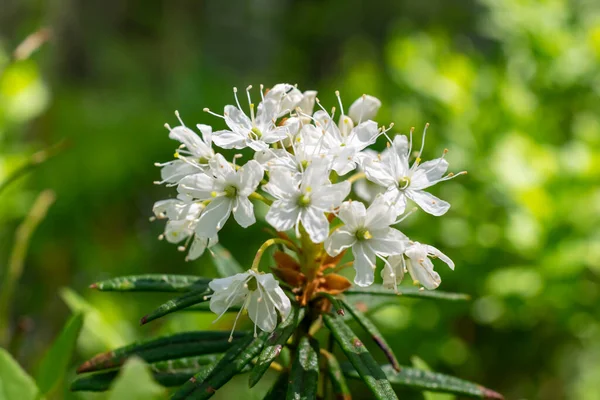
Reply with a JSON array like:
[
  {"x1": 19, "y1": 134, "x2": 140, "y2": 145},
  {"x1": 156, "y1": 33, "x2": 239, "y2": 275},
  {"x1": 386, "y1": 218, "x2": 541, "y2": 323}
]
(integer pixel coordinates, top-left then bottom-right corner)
[{"x1": 153, "y1": 83, "x2": 464, "y2": 332}]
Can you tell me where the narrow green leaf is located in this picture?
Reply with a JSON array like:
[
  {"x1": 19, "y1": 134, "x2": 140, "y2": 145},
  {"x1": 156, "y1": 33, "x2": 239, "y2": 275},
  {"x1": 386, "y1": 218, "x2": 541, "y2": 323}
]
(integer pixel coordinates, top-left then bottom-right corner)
[
  {"x1": 210, "y1": 244, "x2": 244, "y2": 277},
  {"x1": 107, "y1": 358, "x2": 167, "y2": 400},
  {"x1": 286, "y1": 336, "x2": 319, "y2": 400},
  {"x1": 0, "y1": 348, "x2": 42, "y2": 400},
  {"x1": 71, "y1": 356, "x2": 222, "y2": 392},
  {"x1": 172, "y1": 332, "x2": 268, "y2": 399},
  {"x1": 323, "y1": 313, "x2": 398, "y2": 400},
  {"x1": 321, "y1": 349, "x2": 351, "y2": 400},
  {"x1": 140, "y1": 288, "x2": 211, "y2": 325},
  {"x1": 90, "y1": 274, "x2": 211, "y2": 292},
  {"x1": 181, "y1": 302, "x2": 241, "y2": 312},
  {"x1": 343, "y1": 364, "x2": 503, "y2": 399},
  {"x1": 315, "y1": 292, "x2": 345, "y2": 316},
  {"x1": 263, "y1": 372, "x2": 289, "y2": 400},
  {"x1": 77, "y1": 331, "x2": 247, "y2": 373},
  {"x1": 35, "y1": 313, "x2": 84, "y2": 394},
  {"x1": 411, "y1": 356, "x2": 453, "y2": 400},
  {"x1": 341, "y1": 299, "x2": 401, "y2": 372},
  {"x1": 345, "y1": 285, "x2": 470, "y2": 301},
  {"x1": 249, "y1": 307, "x2": 305, "y2": 388}
]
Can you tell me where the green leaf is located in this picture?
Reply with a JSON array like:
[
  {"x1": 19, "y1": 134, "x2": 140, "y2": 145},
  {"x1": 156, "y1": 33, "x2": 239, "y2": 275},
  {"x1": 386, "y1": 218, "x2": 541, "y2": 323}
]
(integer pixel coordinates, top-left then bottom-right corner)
[
  {"x1": 77, "y1": 331, "x2": 247, "y2": 373},
  {"x1": 286, "y1": 336, "x2": 319, "y2": 400},
  {"x1": 321, "y1": 349, "x2": 351, "y2": 400},
  {"x1": 323, "y1": 313, "x2": 398, "y2": 400},
  {"x1": 411, "y1": 356, "x2": 454, "y2": 400},
  {"x1": 35, "y1": 313, "x2": 84, "y2": 395},
  {"x1": 172, "y1": 332, "x2": 268, "y2": 399},
  {"x1": 181, "y1": 302, "x2": 241, "y2": 312},
  {"x1": 72, "y1": 355, "x2": 222, "y2": 392},
  {"x1": 210, "y1": 244, "x2": 244, "y2": 277},
  {"x1": 91, "y1": 274, "x2": 211, "y2": 292},
  {"x1": 0, "y1": 348, "x2": 42, "y2": 400},
  {"x1": 140, "y1": 287, "x2": 212, "y2": 325},
  {"x1": 60, "y1": 287, "x2": 127, "y2": 351},
  {"x1": 345, "y1": 285, "x2": 470, "y2": 301},
  {"x1": 343, "y1": 364, "x2": 503, "y2": 399},
  {"x1": 341, "y1": 299, "x2": 401, "y2": 372},
  {"x1": 263, "y1": 372, "x2": 289, "y2": 400},
  {"x1": 107, "y1": 358, "x2": 167, "y2": 400},
  {"x1": 249, "y1": 307, "x2": 305, "y2": 388}
]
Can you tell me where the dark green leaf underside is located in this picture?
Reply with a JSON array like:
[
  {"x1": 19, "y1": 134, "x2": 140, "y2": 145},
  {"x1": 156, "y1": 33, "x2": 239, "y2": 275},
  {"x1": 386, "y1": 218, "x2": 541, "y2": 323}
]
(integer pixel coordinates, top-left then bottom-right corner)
[
  {"x1": 140, "y1": 288, "x2": 212, "y2": 325},
  {"x1": 287, "y1": 336, "x2": 319, "y2": 400},
  {"x1": 172, "y1": 332, "x2": 268, "y2": 399},
  {"x1": 323, "y1": 313, "x2": 398, "y2": 400},
  {"x1": 77, "y1": 331, "x2": 248, "y2": 373},
  {"x1": 341, "y1": 299, "x2": 400, "y2": 372},
  {"x1": 248, "y1": 307, "x2": 305, "y2": 388}
]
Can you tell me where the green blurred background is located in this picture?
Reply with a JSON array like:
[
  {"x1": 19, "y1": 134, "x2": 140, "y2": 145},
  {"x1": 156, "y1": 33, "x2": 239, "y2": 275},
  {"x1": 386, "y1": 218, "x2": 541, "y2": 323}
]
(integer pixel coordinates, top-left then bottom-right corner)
[{"x1": 1, "y1": 0, "x2": 600, "y2": 399}]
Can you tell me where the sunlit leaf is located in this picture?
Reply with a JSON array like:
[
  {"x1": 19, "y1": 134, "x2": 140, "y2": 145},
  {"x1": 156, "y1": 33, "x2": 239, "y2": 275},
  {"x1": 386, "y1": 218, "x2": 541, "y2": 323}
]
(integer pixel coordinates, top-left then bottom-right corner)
[
  {"x1": 107, "y1": 358, "x2": 167, "y2": 400},
  {"x1": 35, "y1": 313, "x2": 84, "y2": 395},
  {"x1": 0, "y1": 348, "x2": 42, "y2": 400}
]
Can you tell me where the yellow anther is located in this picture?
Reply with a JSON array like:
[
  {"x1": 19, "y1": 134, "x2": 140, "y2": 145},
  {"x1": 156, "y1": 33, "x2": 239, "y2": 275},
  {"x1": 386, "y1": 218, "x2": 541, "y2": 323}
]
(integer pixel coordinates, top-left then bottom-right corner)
[{"x1": 211, "y1": 191, "x2": 218, "y2": 198}]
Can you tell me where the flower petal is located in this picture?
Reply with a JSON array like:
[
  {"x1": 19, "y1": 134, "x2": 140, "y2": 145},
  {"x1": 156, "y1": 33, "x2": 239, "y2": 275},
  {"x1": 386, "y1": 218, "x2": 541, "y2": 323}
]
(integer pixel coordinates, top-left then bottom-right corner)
[
  {"x1": 264, "y1": 169, "x2": 299, "y2": 200},
  {"x1": 300, "y1": 207, "x2": 329, "y2": 243},
  {"x1": 247, "y1": 289, "x2": 277, "y2": 332},
  {"x1": 337, "y1": 201, "x2": 367, "y2": 230},
  {"x1": 352, "y1": 242, "x2": 376, "y2": 287},
  {"x1": 233, "y1": 196, "x2": 255, "y2": 228},
  {"x1": 196, "y1": 196, "x2": 232, "y2": 237},
  {"x1": 211, "y1": 129, "x2": 247, "y2": 150},
  {"x1": 265, "y1": 200, "x2": 300, "y2": 232},
  {"x1": 311, "y1": 181, "x2": 351, "y2": 210},
  {"x1": 348, "y1": 95, "x2": 381, "y2": 123},
  {"x1": 406, "y1": 190, "x2": 450, "y2": 216},
  {"x1": 178, "y1": 173, "x2": 215, "y2": 200},
  {"x1": 368, "y1": 228, "x2": 408, "y2": 256},
  {"x1": 426, "y1": 245, "x2": 455, "y2": 270},
  {"x1": 224, "y1": 104, "x2": 252, "y2": 132},
  {"x1": 325, "y1": 227, "x2": 356, "y2": 257},
  {"x1": 406, "y1": 258, "x2": 440, "y2": 290},
  {"x1": 237, "y1": 160, "x2": 263, "y2": 195}
]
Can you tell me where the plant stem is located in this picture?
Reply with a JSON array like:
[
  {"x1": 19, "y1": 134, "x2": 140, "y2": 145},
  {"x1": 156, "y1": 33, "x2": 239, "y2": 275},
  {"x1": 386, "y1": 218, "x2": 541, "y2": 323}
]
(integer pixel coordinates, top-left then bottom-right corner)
[
  {"x1": 251, "y1": 238, "x2": 298, "y2": 271},
  {"x1": 0, "y1": 190, "x2": 55, "y2": 346},
  {"x1": 0, "y1": 140, "x2": 67, "y2": 196},
  {"x1": 249, "y1": 191, "x2": 273, "y2": 206},
  {"x1": 346, "y1": 171, "x2": 366, "y2": 184}
]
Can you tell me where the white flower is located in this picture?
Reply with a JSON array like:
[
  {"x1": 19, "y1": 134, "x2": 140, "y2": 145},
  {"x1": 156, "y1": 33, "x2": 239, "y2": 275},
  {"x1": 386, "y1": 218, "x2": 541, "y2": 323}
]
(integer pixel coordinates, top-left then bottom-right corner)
[
  {"x1": 296, "y1": 90, "x2": 318, "y2": 122},
  {"x1": 313, "y1": 109, "x2": 380, "y2": 176},
  {"x1": 353, "y1": 149, "x2": 385, "y2": 203},
  {"x1": 348, "y1": 94, "x2": 382, "y2": 124},
  {"x1": 209, "y1": 85, "x2": 299, "y2": 151},
  {"x1": 264, "y1": 162, "x2": 350, "y2": 243},
  {"x1": 264, "y1": 83, "x2": 303, "y2": 118},
  {"x1": 155, "y1": 113, "x2": 215, "y2": 185},
  {"x1": 178, "y1": 154, "x2": 263, "y2": 237},
  {"x1": 386, "y1": 241, "x2": 455, "y2": 290},
  {"x1": 209, "y1": 270, "x2": 291, "y2": 336},
  {"x1": 325, "y1": 198, "x2": 408, "y2": 287},
  {"x1": 364, "y1": 133, "x2": 461, "y2": 216},
  {"x1": 152, "y1": 194, "x2": 217, "y2": 260}
]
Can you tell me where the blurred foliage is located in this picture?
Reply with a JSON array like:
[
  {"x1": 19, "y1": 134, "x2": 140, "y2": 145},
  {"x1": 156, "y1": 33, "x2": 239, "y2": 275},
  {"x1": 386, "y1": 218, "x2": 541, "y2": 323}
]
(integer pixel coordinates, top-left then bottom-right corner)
[{"x1": 1, "y1": 0, "x2": 600, "y2": 399}]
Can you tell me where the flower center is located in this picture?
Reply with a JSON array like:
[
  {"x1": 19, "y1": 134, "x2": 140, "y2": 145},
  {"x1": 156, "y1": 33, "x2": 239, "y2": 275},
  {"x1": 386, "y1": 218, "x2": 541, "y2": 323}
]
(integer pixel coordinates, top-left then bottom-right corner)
[
  {"x1": 198, "y1": 156, "x2": 210, "y2": 164},
  {"x1": 246, "y1": 276, "x2": 258, "y2": 291},
  {"x1": 355, "y1": 228, "x2": 372, "y2": 241},
  {"x1": 224, "y1": 185, "x2": 238, "y2": 198},
  {"x1": 250, "y1": 127, "x2": 263, "y2": 139},
  {"x1": 398, "y1": 176, "x2": 411, "y2": 190},
  {"x1": 300, "y1": 160, "x2": 309, "y2": 170},
  {"x1": 297, "y1": 194, "x2": 311, "y2": 208}
]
